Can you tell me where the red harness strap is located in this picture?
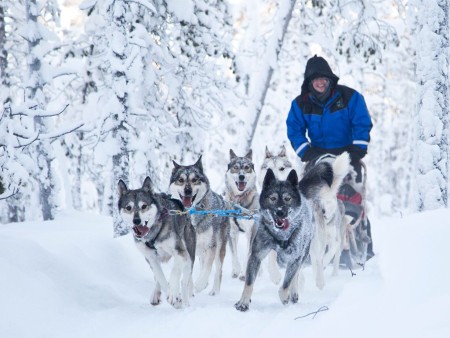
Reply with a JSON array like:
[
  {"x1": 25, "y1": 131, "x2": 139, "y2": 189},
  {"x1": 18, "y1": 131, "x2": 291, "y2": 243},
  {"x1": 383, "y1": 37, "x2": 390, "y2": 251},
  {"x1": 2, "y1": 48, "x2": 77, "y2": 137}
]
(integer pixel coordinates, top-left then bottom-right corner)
[{"x1": 337, "y1": 191, "x2": 362, "y2": 205}]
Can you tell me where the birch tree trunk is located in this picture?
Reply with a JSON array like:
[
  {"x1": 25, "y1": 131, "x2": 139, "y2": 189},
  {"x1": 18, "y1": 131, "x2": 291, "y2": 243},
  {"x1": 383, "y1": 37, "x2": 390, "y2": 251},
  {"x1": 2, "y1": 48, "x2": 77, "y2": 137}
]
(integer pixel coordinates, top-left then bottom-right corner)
[
  {"x1": 246, "y1": 0, "x2": 297, "y2": 150},
  {"x1": 414, "y1": 0, "x2": 449, "y2": 211},
  {"x1": 110, "y1": 0, "x2": 130, "y2": 233},
  {"x1": 25, "y1": 0, "x2": 57, "y2": 220},
  {"x1": 0, "y1": 5, "x2": 7, "y2": 90}
]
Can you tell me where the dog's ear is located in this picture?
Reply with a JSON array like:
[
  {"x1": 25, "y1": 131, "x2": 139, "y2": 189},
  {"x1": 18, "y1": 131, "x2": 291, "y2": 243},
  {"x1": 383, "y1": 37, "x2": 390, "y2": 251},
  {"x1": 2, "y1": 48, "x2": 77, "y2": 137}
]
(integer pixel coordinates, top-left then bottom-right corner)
[
  {"x1": 286, "y1": 169, "x2": 298, "y2": 186},
  {"x1": 172, "y1": 160, "x2": 181, "y2": 169},
  {"x1": 278, "y1": 145, "x2": 286, "y2": 157},
  {"x1": 118, "y1": 179, "x2": 128, "y2": 196},
  {"x1": 262, "y1": 169, "x2": 276, "y2": 189},
  {"x1": 195, "y1": 155, "x2": 203, "y2": 171},
  {"x1": 265, "y1": 146, "x2": 272, "y2": 158},
  {"x1": 142, "y1": 176, "x2": 153, "y2": 193},
  {"x1": 245, "y1": 149, "x2": 253, "y2": 161},
  {"x1": 230, "y1": 149, "x2": 237, "y2": 160}
]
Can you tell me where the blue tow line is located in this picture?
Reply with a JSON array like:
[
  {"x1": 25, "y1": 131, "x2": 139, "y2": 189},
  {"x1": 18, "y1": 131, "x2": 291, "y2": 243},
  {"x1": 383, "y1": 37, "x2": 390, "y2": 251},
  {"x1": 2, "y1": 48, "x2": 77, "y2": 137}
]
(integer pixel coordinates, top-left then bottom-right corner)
[
  {"x1": 169, "y1": 203, "x2": 257, "y2": 220},
  {"x1": 187, "y1": 206, "x2": 254, "y2": 219}
]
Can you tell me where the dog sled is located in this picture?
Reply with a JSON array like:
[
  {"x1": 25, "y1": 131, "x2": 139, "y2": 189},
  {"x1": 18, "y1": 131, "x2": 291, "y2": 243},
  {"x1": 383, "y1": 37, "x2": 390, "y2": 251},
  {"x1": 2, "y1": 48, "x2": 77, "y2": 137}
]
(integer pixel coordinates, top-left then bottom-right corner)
[{"x1": 337, "y1": 160, "x2": 374, "y2": 269}]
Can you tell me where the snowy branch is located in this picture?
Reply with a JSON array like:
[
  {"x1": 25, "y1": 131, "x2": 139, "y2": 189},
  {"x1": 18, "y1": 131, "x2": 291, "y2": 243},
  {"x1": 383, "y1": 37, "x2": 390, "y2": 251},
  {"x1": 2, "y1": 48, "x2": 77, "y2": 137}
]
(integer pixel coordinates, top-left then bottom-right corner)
[
  {"x1": 41, "y1": 122, "x2": 85, "y2": 140},
  {"x1": 127, "y1": 0, "x2": 156, "y2": 13},
  {"x1": 10, "y1": 104, "x2": 69, "y2": 118}
]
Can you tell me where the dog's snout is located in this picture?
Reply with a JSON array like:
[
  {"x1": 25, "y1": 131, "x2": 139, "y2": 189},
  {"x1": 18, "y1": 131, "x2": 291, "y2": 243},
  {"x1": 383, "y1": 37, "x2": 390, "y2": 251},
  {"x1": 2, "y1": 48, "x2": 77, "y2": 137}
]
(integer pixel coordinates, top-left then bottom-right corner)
[
  {"x1": 276, "y1": 208, "x2": 285, "y2": 218},
  {"x1": 184, "y1": 186, "x2": 192, "y2": 196},
  {"x1": 133, "y1": 217, "x2": 141, "y2": 225},
  {"x1": 239, "y1": 174, "x2": 245, "y2": 181}
]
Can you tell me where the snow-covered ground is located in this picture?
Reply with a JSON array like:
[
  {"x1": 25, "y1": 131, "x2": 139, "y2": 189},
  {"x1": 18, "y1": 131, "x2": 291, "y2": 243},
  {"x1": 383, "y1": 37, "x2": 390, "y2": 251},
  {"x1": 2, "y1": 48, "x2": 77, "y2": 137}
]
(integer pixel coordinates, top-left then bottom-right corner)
[{"x1": 1, "y1": 209, "x2": 449, "y2": 338}]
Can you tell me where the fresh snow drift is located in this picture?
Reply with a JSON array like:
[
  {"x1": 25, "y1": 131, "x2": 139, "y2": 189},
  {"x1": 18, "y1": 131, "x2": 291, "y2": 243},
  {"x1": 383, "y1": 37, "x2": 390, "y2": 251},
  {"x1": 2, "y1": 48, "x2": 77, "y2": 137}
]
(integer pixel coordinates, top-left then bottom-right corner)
[{"x1": 1, "y1": 209, "x2": 449, "y2": 338}]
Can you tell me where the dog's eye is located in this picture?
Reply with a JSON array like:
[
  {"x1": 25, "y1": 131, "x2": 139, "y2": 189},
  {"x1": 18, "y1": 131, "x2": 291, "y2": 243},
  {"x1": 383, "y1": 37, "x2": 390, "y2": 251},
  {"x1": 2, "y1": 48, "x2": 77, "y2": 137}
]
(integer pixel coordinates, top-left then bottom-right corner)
[
  {"x1": 270, "y1": 196, "x2": 277, "y2": 202},
  {"x1": 244, "y1": 165, "x2": 250, "y2": 171},
  {"x1": 191, "y1": 178, "x2": 198, "y2": 183},
  {"x1": 279, "y1": 167, "x2": 285, "y2": 171},
  {"x1": 284, "y1": 196, "x2": 292, "y2": 202},
  {"x1": 141, "y1": 204, "x2": 148, "y2": 210},
  {"x1": 126, "y1": 205, "x2": 132, "y2": 211},
  {"x1": 233, "y1": 165, "x2": 239, "y2": 170},
  {"x1": 178, "y1": 178, "x2": 184, "y2": 184}
]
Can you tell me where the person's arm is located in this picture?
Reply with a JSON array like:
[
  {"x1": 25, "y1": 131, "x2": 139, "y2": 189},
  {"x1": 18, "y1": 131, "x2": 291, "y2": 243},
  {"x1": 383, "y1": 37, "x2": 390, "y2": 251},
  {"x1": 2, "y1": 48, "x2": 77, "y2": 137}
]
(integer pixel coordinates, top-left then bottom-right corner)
[
  {"x1": 286, "y1": 100, "x2": 310, "y2": 158},
  {"x1": 348, "y1": 92, "x2": 372, "y2": 152}
]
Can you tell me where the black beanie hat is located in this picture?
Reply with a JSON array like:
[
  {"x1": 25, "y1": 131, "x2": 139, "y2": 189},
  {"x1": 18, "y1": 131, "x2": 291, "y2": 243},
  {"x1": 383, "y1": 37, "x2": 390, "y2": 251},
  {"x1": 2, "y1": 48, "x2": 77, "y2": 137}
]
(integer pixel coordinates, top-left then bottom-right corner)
[{"x1": 301, "y1": 55, "x2": 339, "y2": 94}]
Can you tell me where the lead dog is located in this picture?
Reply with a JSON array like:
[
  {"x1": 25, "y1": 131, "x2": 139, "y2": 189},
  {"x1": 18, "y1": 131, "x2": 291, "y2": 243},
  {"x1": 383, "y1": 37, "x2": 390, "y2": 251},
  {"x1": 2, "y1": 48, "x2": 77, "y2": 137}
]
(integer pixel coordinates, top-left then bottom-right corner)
[
  {"x1": 169, "y1": 156, "x2": 230, "y2": 295},
  {"x1": 118, "y1": 177, "x2": 196, "y2": 308},
  {"x1": 225, "y1": 149, "x2": 259, "y2": 280},
  {"x1": 235, "y1": 163, "x2": 333, "y2": 311},
  {"x1": 259, "y1": 145, "x2": 295, "y2": 284}
]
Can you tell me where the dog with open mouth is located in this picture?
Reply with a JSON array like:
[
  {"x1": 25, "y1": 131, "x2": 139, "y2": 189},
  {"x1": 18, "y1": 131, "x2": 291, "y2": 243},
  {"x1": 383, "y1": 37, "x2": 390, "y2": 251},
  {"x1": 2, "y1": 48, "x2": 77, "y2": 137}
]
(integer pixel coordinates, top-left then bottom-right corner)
[
  {"x1": 235, "y1": 163, "x2": 334, "y2": 312},
  {"x1": 118, "y1": 177, "x2": 196, "y2": 309},
  {"x1": 224, "y1": 149, "x2": 259, "y2": 280},
  {"x1": 169, "y1": 156, "x2": 230, "y2": 296}
]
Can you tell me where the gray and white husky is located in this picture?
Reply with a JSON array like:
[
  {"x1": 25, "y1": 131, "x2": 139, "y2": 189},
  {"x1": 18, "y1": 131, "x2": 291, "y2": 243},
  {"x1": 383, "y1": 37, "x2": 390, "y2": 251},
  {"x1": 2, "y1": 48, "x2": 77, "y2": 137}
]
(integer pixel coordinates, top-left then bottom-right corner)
[
  {"x1": 259, "y1": 145, "x2": 295, "y2": 284},
  {"x1": 118, "y1": 177, "x2": 196, "y2": 309},
  {"x1": 235, "y1": 164, "x2": 334, "y2": 311},
  {"x1": 169, "y1": 156, "x2": 230, "y2": 296},
  {"x1": 259, "y1": 145, "x2": 294, "y2": 188},
  {"x1": 225, "y1": 149, "x2": 259, "y2": 280}
]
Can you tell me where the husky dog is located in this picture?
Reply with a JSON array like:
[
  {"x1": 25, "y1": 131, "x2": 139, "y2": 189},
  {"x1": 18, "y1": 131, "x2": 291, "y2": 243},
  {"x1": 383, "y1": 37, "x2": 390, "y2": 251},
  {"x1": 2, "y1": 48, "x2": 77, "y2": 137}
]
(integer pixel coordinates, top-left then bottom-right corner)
[
  {"x1": 225, "y1": 149, "x2": 259, "y2": 280},
  {"x1": 259, "y1": 145, "x2": 294, "y2": 187},
  {"x1": 259, "y1": 145, "x2": 295, "y2": 284},
  {"x1": 169, "y1": 156, "x2": 230, "y2": 296},
  {"x1": 338, "y1": 161, "x2": 373, "y2": 268},
  {"x1": 118, "y1": 177, "x2": 196, "y2": 309},
  {"x1": 305, "y1": 153, "x2": 350, "y2": 290},
  {"x1": 235, "y1": 165, "x2": 333, "y2": 311}
]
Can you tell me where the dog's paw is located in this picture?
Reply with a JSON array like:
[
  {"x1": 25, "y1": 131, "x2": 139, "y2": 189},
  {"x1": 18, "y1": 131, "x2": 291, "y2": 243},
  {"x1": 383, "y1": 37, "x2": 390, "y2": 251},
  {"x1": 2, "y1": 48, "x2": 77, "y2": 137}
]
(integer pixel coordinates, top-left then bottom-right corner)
[
  {"x1": 167, "y1": 293, "x2": 183, "y2": 309},
  {"x1": 278, "y1": 288, "x2": 290, "y2": 305},
  {"x1": 150, "y1": 290, "x2": 161, "y2": 306},
  {"x1": 235, "y1": 300, "x2": 249, "y2": 312},
  {"x1": 290, "y1": 292, "x2": 299, "y2": 304},
  {"x1": 231, "y1": 266, "x2": 241, "y2": 279}
]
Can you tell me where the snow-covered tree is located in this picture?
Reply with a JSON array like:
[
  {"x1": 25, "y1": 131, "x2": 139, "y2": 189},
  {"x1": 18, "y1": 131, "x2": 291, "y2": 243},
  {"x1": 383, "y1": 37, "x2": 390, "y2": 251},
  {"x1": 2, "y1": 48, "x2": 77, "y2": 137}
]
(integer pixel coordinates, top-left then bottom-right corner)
[
  {"x1": 0, "y1": 0, "x2": 83, "y2": 221},
  {"x1": 411, "y1": 0, "x2": 449, "y2": 211}
]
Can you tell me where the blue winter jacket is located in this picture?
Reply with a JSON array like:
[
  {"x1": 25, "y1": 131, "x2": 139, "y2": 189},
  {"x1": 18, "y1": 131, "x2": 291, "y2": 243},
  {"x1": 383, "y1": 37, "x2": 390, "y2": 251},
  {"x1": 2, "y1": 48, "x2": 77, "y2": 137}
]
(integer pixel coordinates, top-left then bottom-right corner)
[{"x1": 286, "y1": 85, "x2": 372, "y2": 158}]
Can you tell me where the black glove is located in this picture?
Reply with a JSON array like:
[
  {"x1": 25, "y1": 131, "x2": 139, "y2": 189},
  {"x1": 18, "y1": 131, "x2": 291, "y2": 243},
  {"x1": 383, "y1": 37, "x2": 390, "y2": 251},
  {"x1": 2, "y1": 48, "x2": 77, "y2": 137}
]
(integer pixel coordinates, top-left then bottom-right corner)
[
  {"x1": 347, "y1": 145, "x2": 367, "y2": 162},
  {"x1": 301, "y1": 147, "x2": 320, "y2": 162}
]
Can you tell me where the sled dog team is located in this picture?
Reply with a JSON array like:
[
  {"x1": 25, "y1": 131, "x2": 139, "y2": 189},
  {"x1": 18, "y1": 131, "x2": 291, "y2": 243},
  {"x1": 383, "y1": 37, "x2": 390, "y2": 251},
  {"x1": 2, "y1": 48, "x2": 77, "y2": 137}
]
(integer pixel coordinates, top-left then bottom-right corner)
[{"x1": 118, "y1": 146, "x2": 367, "y2": 311}]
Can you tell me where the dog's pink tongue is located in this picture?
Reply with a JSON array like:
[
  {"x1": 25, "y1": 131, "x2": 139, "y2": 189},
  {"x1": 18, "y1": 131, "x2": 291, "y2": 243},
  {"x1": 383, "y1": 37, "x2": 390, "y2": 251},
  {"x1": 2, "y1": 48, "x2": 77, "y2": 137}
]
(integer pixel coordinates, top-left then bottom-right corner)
[
  {"x1": 276, "y1": 218, "x2": 289, "y2": 231},
  {"x1": 133, "y1": 225, "x2": 149, "y2": 237},
  {"x1": 238, "y1": 182, "x2": 246, "y2": 191},
  {"x1": 182, "y1": 196, "x2": 193, "y2": 207}
]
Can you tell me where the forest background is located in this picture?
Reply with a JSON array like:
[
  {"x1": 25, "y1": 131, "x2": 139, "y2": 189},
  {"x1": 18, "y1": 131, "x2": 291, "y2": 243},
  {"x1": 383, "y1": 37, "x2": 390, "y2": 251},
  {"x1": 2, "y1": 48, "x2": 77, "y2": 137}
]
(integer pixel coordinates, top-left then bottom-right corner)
[{"x1": 0, "y1": 0, "x2": 447, "y2": 223}]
